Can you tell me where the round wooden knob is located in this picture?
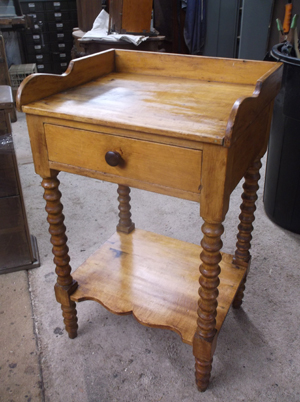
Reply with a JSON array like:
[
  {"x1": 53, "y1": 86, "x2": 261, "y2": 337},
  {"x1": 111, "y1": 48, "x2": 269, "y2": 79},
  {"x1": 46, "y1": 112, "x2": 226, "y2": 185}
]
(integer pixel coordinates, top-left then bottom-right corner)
[{"x1": 105, "y1": 151, "x2": 122, "y2": 167}]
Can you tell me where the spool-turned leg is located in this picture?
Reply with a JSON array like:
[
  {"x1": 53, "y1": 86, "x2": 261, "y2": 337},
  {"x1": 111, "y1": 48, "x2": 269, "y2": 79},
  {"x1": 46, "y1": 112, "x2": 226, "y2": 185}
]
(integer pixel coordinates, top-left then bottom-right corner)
[
  {"x1": 193, "y1": 220, "x2": 224, "y2": 392},
  {"x1": 233, "y1": 157, "x2": 262, "y2": 309},
  {"x1": 116, "y1": 185, "x2": 135, "y2": 234},
  {"x1": 42, "y1": 173, "x2": 78, "y2": 338}
]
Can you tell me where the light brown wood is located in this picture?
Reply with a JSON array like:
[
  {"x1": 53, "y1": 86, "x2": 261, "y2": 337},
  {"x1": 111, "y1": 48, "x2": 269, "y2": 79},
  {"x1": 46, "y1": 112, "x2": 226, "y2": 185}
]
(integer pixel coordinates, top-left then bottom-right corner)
[
  {"x1": 44, "y1": 123, "x2": 202, "y2": 194},
  {"x1": 21, "y1": 72, "x2": 255, "y2": 145},
  {"x1": 17, "y1": 50, "x2": 283, "y2": 148},
  {"x1": 16, "y1": 49, "x2": 115, "y2": 110},
  {"x1": 17, "y1": 50, "x2": 283, "y2": 391},
  {"x1": 109, "y1": 0, "x2": 152, "y2": 34},
  {"x1": 114, "y1": 50, "x2": 280, "y2": 85},
  {"x1": 70, "y1": 229, "x2": 246, "y2": 345},
  {"x1": 121, "y1": 0, "x2": 152, "y2": 33}
]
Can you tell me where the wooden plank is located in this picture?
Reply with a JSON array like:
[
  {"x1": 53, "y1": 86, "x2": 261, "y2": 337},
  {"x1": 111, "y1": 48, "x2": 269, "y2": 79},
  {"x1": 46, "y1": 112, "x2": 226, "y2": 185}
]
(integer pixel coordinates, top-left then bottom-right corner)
[
  {"x1": 71, "y1": 229, "x2": 246, "y2": 345},
  {"x1": 121, "y1": 0, "x2": 152, "y2": 33},
  {"x1": 114, "y1": 50, "x2": 280, "y2": 85}
]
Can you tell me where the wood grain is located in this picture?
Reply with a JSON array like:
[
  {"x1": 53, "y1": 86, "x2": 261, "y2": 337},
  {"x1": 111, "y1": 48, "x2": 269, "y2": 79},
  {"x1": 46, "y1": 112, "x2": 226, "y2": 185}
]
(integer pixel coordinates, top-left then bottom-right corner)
[
  {"x1": 70, "y1": 229, "x2": 246, "y2": 345},
  {"x1": 22, "y1": 72, "x2": 255, "y2": 145},
  {"x1": 18, "y1": 50, "x2": 282, "y2": 148},
  {"x1": 18, "y1": 50, "x2": 283, "y2": 392},
  {"x1": 44, "y1": 123, "x2": 202, "y2": 194},
  {"x1": 16, "y1": 49, "x2": 115, "y2": 110},
  {"x1": 114, "y1": 50, "x2": 279, "y2": 85}
]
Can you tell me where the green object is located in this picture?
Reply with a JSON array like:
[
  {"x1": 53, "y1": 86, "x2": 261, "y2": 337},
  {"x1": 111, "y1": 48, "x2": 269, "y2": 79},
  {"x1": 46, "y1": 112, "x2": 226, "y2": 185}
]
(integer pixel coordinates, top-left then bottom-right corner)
[
  {"x1": 291, "y1": 14, "x2": 298, "y2": 29},
  {"x1": 276, "y1": 18, "x2": 283, "y2": 33}
]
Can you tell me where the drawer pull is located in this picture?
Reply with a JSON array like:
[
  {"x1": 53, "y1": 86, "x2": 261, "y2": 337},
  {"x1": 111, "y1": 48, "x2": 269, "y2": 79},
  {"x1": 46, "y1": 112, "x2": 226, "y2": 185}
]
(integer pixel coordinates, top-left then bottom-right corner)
[{"x1": 105, "y1": 151, "x2": 122, "y2": 167}]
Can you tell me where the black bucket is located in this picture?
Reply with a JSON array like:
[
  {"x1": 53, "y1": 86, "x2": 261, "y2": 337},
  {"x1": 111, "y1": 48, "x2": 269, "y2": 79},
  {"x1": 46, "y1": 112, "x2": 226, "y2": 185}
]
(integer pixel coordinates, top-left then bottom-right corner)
[{"x1": 264, "y1": 43, "x2": 300, "y2": 234}]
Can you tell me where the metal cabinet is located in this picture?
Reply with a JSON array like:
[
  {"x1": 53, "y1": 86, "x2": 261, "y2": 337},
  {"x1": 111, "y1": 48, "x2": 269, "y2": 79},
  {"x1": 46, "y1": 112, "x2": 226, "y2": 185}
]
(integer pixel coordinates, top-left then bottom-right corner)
[
  {"x1": 20, "y1": 0, "x2": 77, "y2": 73},
  {"x1": 203, "y1": 0, "x2": 274, "y2": 60}
]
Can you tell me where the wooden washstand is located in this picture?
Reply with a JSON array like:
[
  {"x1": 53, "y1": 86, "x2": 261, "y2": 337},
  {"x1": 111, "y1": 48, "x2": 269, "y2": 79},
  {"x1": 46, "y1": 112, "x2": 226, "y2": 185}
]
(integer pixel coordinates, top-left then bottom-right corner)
[{"x1": 17, "y1": 50, "x2": 282, "y2": 391}]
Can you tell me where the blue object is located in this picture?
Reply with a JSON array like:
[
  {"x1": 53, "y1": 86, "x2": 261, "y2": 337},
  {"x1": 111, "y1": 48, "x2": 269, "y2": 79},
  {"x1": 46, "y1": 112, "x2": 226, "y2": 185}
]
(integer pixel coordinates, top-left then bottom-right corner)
[{"x1": 184, "y1": 0, "x2": 206, "y2": 55}]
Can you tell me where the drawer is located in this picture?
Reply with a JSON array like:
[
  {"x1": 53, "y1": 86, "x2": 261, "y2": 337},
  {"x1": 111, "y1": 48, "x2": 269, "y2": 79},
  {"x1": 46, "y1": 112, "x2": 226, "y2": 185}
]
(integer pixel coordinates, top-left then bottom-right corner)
[
  {"x1": 27, "y1": 12, "x2": 46, "y2": 23},
  {"x1": 26, "y1": 42, "x2": 50, "y2": 54},
  {"x1": 27, "y1": 52, "x2": 51, "y2": 63},
  {"x1": 45, "y1": 125, "x2": 202, "y2": 194},
  {"x1": 36, "y1": 63, "x2": 52, "y2": 73},
  {"x1": 21, "y1": 2, "x2": 44, "y2": 13},
  {"x1": 46, "y1": 10, "x2": 69, "y2": 21},
  {"x1": 45, "y1": 1, "x2": 69, "y2": 11},
  {"x1": 52, "y1": 61, "x2": 68, "y2": 73},
  {"x1": 51, "y1": 52, "x2": 69, "y2": 62},
  {"x1": 47, "y1": 20, "x2": 74, "y2": 31},
  {"x1": 50, "y1": 40, "x2": 72, "y2": 52}
]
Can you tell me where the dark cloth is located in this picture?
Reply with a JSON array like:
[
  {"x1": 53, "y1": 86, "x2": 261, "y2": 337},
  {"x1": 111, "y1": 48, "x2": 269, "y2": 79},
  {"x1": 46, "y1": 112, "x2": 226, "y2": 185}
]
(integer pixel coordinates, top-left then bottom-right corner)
[{"x1": 184, "y1": 0, "x2": 206, "y2": 55}]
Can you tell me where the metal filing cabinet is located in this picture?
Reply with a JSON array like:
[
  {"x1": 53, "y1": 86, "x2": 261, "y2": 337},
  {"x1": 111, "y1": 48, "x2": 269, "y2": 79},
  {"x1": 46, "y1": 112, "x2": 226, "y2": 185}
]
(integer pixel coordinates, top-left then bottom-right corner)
[
  {"x1": 20, "y1": 0, "x2": 77, "y2": 73},
  {"x1": 203, "y1": 0, "x2": 274, "y2": 60}
]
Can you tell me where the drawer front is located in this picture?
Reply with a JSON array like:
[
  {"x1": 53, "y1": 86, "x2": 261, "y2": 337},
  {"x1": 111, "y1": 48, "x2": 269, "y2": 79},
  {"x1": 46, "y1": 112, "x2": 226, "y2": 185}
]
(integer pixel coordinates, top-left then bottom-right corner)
[{"x1": 45, "y1": 125, "x2": 202, "y2": 194}]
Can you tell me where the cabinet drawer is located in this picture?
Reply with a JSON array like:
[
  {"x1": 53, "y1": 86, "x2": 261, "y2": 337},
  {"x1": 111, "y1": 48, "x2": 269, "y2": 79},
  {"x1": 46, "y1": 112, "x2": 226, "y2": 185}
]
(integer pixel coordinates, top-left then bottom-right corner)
[{"x1": 45, "y1": 125, "x2": 202, "y2": 194}]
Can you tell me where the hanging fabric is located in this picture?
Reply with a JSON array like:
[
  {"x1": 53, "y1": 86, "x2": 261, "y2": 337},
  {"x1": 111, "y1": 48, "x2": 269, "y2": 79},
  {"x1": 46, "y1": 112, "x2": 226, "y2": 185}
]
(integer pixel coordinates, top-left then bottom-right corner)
[{"x1": 184, "y1": 0, "x2": 207, "y2": 55}]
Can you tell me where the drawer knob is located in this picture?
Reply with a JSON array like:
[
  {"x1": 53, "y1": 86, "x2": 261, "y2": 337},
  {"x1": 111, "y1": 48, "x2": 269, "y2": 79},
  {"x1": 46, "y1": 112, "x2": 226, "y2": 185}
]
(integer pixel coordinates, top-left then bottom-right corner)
[{"x1": 105, "y1": 151, "x2": 122, "y2": 167}]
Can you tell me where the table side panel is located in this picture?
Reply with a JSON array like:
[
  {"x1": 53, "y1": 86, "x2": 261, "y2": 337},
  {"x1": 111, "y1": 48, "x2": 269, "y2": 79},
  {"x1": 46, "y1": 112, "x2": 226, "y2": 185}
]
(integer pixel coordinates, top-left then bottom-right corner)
[
  {"x1": 115, "y1": 50, "x2": 278, "y2": 85},
  {"x1": 17, "y1": 50, "x2": 116, "y2": 111},
  {"x1": 44, "y1": 124, "x2": 202, "y2": 195},
  {"x1": 226, "y1": 102, "x2": 273, "y2": 194}
]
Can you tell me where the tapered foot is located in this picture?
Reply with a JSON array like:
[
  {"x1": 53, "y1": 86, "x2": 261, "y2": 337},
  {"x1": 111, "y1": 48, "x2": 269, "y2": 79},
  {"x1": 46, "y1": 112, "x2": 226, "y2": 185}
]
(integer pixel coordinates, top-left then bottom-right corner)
[
  {"x1": 62, "y1": 302, "x2": 78, "y2": 339},
  {"x1": 232, "y1": 276, "x2": 247, "y2": 309},
  {"x1": 195, "y1": 357, "x2": 213, "y2": 392}
]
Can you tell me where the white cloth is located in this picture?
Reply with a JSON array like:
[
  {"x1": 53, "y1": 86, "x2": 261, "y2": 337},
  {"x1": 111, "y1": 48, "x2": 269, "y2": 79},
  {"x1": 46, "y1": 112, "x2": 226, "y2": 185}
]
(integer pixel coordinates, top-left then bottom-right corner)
[{"x1": 81, "y1": 10, "x2": 148, "y2": 46}]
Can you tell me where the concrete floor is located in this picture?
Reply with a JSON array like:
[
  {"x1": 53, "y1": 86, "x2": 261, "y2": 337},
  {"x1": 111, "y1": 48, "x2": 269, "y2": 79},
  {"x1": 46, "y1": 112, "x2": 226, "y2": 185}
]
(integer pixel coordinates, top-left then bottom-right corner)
[{"x1": 1, "y1": 111, "x2": 300, "y2": 402}]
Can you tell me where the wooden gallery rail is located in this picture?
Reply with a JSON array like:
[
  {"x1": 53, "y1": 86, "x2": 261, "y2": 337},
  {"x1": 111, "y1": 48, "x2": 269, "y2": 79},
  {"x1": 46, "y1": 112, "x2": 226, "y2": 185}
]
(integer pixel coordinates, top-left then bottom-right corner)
[{"x1": 17, "y1": 49, "x2": 282, "y2": 391}]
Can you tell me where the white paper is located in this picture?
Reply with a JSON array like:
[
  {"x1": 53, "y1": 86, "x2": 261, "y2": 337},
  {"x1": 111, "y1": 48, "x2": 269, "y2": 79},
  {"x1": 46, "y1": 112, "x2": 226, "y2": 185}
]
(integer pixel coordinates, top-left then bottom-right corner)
[{"x1": 81, "y1": 10, "x2": 148, "y2": 46}]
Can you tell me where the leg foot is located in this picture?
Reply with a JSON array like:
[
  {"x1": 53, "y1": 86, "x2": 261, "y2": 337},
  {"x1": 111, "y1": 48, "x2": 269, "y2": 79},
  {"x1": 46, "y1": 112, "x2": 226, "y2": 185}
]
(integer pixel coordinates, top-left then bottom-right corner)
[
  {"x1": 195, "y1": 358, "x2": 213, "y2": 392},
  {"x1": 62, "y1": 302, "x2": 78, "y2": 339},
  {"x1": 232, "y1": 276, "x2": 247, "y2": 309}
]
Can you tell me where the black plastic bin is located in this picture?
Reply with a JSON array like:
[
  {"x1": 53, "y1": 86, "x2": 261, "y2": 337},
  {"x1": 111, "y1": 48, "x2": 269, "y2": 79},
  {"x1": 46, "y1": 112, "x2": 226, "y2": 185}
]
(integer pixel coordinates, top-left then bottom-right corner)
[{"x1": 264, "y1": 43, "x2": 300, "y2": 234}]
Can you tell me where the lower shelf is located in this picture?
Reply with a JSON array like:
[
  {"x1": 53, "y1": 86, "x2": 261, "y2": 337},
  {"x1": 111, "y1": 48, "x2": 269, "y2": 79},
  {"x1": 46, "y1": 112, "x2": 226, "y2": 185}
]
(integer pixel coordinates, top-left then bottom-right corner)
[{"x1": 70, "y1": 229, "x2": 246, "y2": 345}]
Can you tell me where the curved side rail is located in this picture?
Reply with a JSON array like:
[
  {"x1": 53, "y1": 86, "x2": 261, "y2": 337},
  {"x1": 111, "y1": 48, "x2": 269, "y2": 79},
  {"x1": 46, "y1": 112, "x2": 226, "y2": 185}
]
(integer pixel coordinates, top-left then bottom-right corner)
[
  {"x1": 16, "y1": 49, "x2": 115, "y2": 111},
  {"x1": 224, "y1": 62, "x2": 283, "y2": 148}
]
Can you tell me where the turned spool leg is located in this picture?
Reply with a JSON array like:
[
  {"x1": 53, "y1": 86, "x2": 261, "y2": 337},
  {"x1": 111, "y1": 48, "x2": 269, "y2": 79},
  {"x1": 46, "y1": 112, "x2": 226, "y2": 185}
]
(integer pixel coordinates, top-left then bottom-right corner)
[
  {"x1": 116, "y1": 185, "x2": 135, "y2": 234},
  {"x1": 233, "y1": 157, "x2": 262, "y2": 309},
  {"x1": 42, "y1": 172, "x2": 78, "y2": 339},
  {"x1": 193, "y1": 220, "x2": 224, "y2": 392}
]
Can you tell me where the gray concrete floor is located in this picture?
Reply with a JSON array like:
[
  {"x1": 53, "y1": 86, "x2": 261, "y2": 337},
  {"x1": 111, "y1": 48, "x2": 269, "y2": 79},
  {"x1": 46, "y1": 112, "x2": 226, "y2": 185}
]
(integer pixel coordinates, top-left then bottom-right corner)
[{"x1": 1, "y1": 111, "x2": 300, "y2": 402}]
